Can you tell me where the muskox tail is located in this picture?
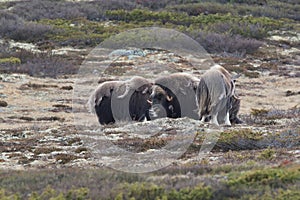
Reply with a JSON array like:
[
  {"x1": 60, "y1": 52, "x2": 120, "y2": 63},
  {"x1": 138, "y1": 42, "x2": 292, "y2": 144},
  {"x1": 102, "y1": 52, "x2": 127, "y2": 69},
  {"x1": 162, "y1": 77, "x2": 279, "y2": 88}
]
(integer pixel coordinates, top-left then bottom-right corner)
[{"x1": 196, "y1": 78, "x2": 210, "y2": 119}]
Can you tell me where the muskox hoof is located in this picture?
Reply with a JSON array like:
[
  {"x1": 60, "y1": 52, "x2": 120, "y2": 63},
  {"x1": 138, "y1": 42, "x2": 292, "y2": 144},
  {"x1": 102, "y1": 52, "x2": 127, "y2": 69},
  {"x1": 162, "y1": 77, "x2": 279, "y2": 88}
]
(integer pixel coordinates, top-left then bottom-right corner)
[
  {"x1": 231, "y1": 117, "x2": 243, "y2": 124},
  {"x1": 223, "y1": 124, "x2": 231, "y2": 127}
]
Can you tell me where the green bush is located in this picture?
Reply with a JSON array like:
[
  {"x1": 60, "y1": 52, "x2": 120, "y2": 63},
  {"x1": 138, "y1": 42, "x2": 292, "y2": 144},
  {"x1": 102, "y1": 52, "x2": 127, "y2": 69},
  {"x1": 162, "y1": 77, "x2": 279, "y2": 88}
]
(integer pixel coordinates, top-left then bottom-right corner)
[
  {"x1": 0, "y1": 189, "x2": 20, "y2": 200},
  {"x1": 115, "y1": 183, "x2": 165, "y2": 200},
  {"x1": 39, "y1": 18, "x2": 107, "y2": 46},
  {"x1": 168, "y1": 185, "x2": 212, "y2": 200},
  {"x1": 227, "y1": 167, "x2": 300, "y2": 188},
  {"x1": 106, "y1": 9, "x2": 284, "y2": 39},
  {"x1": 258, "y1": 148, "x2": 275, "y2": 160},
  {"x1": 168, "y1": 1, "x2": 299, "y2": 20},
  {"x1": 0, "y1": 57, "x2": 21, "y2": 65},
  {"x1": 0, "y1": 186, "x2": 90, "y2": 200},
  {"x1": 114, "y1": 182, "x2": 213, "y2": 200}
]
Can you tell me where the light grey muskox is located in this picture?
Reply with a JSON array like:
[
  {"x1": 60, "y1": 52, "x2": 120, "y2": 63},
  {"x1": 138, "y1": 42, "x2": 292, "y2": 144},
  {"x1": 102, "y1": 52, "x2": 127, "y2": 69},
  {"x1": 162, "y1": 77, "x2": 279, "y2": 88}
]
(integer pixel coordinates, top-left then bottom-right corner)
[
  {"x1": 196, "y1": 65, "x2": 236, "y2": 126},
  {"x1": 149, "y1": 73, "x2": 200, "y2": 119},
  {"x1": 88, "y1": 76, "x2": 153, "y2": 125}
]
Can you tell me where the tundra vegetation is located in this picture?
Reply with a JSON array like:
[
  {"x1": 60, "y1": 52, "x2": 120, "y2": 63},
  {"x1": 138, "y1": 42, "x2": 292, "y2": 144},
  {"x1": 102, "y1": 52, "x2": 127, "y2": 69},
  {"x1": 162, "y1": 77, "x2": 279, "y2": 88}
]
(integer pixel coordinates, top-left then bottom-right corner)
[{"x1": 0, "y1": 0, "x2": 299, "y2": 199}]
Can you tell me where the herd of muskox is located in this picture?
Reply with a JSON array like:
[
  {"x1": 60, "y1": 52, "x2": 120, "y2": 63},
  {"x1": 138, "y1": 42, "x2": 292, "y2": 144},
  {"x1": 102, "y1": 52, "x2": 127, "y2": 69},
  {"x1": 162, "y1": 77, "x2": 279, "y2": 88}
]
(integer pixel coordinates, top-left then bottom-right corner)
[{"x1": 88, "y1": 65, "x2": 243, "y2": 126}]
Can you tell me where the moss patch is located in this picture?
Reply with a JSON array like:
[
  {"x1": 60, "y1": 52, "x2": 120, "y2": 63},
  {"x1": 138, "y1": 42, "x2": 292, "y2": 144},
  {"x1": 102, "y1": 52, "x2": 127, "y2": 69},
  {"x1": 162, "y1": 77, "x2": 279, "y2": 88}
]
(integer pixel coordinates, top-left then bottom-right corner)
[{"x1": 0, "y1": 57, "x2": 21, "y2": 65}]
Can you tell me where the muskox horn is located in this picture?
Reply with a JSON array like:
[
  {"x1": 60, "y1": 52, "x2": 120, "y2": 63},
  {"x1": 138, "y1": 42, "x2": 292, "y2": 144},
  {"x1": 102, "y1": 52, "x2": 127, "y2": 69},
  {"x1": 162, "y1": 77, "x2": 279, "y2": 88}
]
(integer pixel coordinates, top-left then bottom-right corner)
[
  {"x1": 117, "y1": 83, "x2": 130, "y2": 99},
  {"x1": 233, "y1": 93, "x2": 241, "y2": 100},
  {"x1": 142, "y1": 87, "x2": 149, "y2": 94},
  {"x1": 232, "y1": 73, "x2": 241, "y2": 80},
  {"x1": 166, "y1": 95, "x2": 173, "y2": 102}
]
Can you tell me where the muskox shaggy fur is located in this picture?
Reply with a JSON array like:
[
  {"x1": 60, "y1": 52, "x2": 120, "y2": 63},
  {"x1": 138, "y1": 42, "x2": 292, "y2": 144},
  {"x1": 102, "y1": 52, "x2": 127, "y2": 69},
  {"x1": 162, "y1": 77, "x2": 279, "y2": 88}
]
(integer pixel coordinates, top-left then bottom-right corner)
[
  {"x1": 88, "y1": 77, "x2": 152, "y2": 125},
  {"x1": 196, "y1": 65, "x2": 235, "y2": 126},
  {"x1": 204, "y1": 94, "x2": 243, "y2": 124},
  {"x1": 229, "y1": 94, "x2": 243, "y2": 124},
  {"x1": 150, "y1": 73, "x2": 200, "y2": 119}
]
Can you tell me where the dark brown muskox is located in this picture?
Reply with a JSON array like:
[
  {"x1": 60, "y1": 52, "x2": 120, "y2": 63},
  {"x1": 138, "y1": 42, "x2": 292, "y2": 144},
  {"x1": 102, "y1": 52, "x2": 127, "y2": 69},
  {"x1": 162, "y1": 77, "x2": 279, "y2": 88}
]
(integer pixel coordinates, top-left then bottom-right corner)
[
  {"x1": 149, "y1": 73, "x2": 200, "y2": 120},
  {"x1": 196, "y1": 65, "x2": 236, "y2": 126},
  {"x1": 88, "y1": 76, "x2": 153, "y2": 125}
]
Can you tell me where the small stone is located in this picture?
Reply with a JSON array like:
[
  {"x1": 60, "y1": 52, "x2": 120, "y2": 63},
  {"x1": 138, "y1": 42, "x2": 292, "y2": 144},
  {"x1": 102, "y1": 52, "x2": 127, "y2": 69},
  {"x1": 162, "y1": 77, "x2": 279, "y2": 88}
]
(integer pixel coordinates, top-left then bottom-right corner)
[
  {"x1": 61, "y1": 85, "x2": 73, "y2": 90},
  {"x1": 0, "y1": 100, "x2": 8, "y2": 107}
]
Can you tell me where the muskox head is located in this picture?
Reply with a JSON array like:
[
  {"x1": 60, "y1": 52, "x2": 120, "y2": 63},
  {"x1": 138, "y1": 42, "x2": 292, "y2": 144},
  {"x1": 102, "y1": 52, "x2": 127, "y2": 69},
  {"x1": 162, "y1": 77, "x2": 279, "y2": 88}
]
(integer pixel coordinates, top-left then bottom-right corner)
[
  {"x1": 127, "y1": 78, "x2": 153, "y2": 121},
  {"x1": 88, "y1": 81, "x2": 120, "y2": 125},
  {"x1": 229, "y1": 94, "x2": 243, "y2": 124},
  {"x1": 149, "y1": 84, "x2": 180, "y2": 119},
  {"x1": 149, "y1": 73, "x2": 200, "y2": 120}
]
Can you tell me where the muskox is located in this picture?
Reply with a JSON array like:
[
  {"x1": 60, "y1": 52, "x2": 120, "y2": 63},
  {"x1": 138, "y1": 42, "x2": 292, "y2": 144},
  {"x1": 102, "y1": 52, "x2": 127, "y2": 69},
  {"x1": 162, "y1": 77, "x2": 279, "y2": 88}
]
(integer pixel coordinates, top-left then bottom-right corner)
[
  {"x1": 149, "y1": 73, "x2": 200, "y2": 120},
  {"x1": 88, "y1": 76, "x2": 153, "y2": 125},
  {"x1": 196, "y1": 65, "x2": 236, "y2": 126}
]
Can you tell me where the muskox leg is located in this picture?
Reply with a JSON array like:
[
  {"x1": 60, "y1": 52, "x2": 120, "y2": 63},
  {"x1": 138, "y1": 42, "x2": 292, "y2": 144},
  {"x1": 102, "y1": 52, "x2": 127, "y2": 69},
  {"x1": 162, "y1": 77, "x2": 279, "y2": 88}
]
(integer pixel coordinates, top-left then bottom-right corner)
[
  {"x1": 224, "y1": 97, "x2": 232, "y2": 126},
  {"x1": 211, "y1": 97, "x2": 228, "y2": 126},
  {"x1": 95, "y1": 96, "x2": 115, "y2": 125},
  {"x1": 200, "y1": 116, "x2": 207, "y2": 123},
  {"x1": 224, "y1": 111, "x2": 231, "y2": 126},
  {"x1": 210, "y1": 112, "x2": 219, "y2": 126},
  {"x1": 210, "y1": 102, "x2": 220, "y2": 126},
  {"x1": 196, "y1": 79, "x2": 210, "y2": 122},
  {"x1": 229, "y1": 96, "x2": 243, "y2": 124}
]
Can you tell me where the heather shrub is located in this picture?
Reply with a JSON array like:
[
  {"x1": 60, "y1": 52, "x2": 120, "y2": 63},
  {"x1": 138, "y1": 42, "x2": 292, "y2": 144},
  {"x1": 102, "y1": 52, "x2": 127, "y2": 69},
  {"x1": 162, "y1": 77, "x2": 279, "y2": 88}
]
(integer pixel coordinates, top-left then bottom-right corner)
[
  {"x1": 226, "y1": 0, "x2": 267, "y2": 4},
  {"x1": 100, "y1": 0, "x2": 139, "y2": 11},
  {"x1": 0, "y1": 41, "x2": 12, "y2": 58},
  {"x1": 106, "y1": 9, "x2": 284, "y2": 34},
  {"x1": 134, "y1": 0, "x2": 213, "y2": 10},
  {"x1": 0, "y1": 42, "x2": 21, "y2": 73},
  {"x1": 11, "y1": 0, "x2": 92, "y2": 20},
  {"x1": 191, "y1": 31, "x2": 263, "y2": 56},
  {"x1": 106, "y1": 9, "x2": 191, "y2": 25},
  {"x1": 205, "y1": 21, "x2": 268, "y2": 39},
  {"x1": 235, "y1": 2, "x2": 300, "y2": 20},
  {"x1": 0, "y1": 11, "x2": 55, "y2": 42},
  {"x1": 168, "y1": 1, "x2": 299, "y2": 20},
  {"x1": 168, "y1": 2, "x2": 234, "y2": 16},
  {"x1": 19, "y1": 53, "x2": 78, "y2": 78},
  {"x1": 10, "y1": 0, "x2": 138, "y2": 21},
  {"x1": 135, "y1": 0, "x2": 179, "y2": 10},
  {"x1": 0, "y1": 49, "x2": 79, "y2": 78},
  {"x1": 113, "y1": 182, "x2": 213, "y2": 200},
  {"x1": 39, "y1": 18, "x2": 112, "y2": 47}
]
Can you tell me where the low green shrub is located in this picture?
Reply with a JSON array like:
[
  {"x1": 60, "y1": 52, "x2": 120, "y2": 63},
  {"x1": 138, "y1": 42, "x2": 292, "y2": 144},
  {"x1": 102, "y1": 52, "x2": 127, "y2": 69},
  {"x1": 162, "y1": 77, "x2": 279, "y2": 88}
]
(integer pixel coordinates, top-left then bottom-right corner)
[
  {"x1": 227, "y1": 167, "x2": 300, "y2": 187},
  {"x1": 0, "y1": 186, "x2": 90, "y2": 200},
  {"x1": 106, "y1": 9, "x2": 284, "y2": 32},
  {"x1": 114, "y1": 182, "x2": 213, "y2": 200},
  {"x1": 168, "y1": 1, "x2": 299, "y2": 20},
  {"x1": 258, "y1": 148, "x2": 275, "y2": 160},
  {"x1": 0, "y1": 189, "x2": 20, "y2": 200},
  {"x1": 0, "y1": 57, "x2": 21, "y2": 65}
]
